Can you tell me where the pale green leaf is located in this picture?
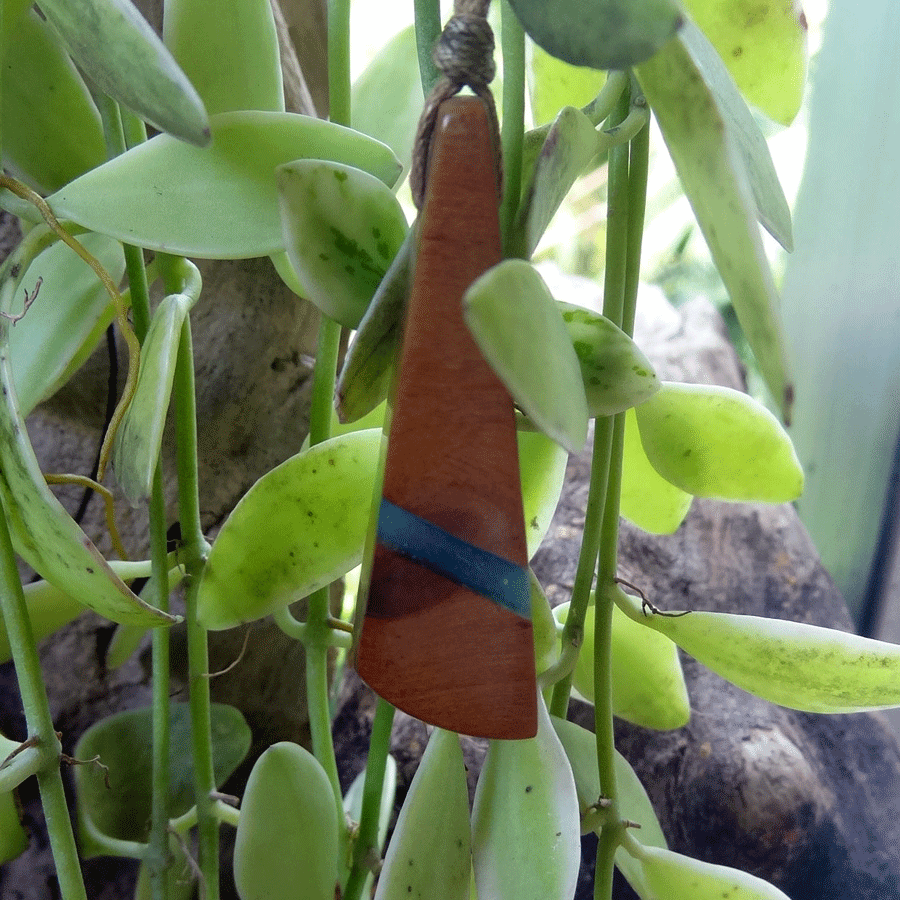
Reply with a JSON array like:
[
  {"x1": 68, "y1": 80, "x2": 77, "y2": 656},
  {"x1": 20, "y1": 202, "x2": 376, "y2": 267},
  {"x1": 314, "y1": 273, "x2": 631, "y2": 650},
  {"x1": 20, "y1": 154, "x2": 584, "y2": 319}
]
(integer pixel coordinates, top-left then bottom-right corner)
[
  {"x1": 635, "y1": 382, "x2": 803, "y2": 502},
  {"x1": 49, "y1": 111, "x2": 402, "y2": 259},
  {"x1": 75, "y1": 704, "x2": 250, "y2": 856},
  {"x1": 37, "y1": 0, "x2": 209, "y2": 145},
  {"x1": 620, "y1": 408, "x2": 692, "y2": 534},
  {"x1": 507, "y1": 0, "x2": 682, "y2": 69},
  {"x1": 683, "y1": 0, "x2": 807, "y2": 125},
  {"x1": 163, "y1": 0, "x2": 284, "y2": 115},
  {"x1": 1, "y1": 8, "x2": 106, "y2": 192},
  {"x1": 352, "y1": 24, "x2": 423, "y2": 177},
  {"x1": 516, "y1": 107, "x2": 600, "y2": 256},
  {"x1": 464, "y1": 260, "x2": 589, "y2": 453},
  {"x1": 528, "y1": 43, "x2": 605, "y2": 127},
  {"x1": 113, "y1": 293, "x2": 192, "y2": 504},
  {"x1": 636, "y1": 27, "x2": 793, "y2": 414},
  {"x1": 618, "y1": 588, "x2": 900, "y2": 714},
  {"x1": 198, "y1": 427, "x2": 567, "y2": 630},
  {"x1": 558, "y1": 302, "x2": 660, "y2": 417},
  {"x1": 0, "y1": 789, "x2": 27, "y2": 863},
  {"x1": 8, "y1": 233, "x2": 123, "y2": 416},
  {"x1": 277, "y1": 160, "x2": 408, "y2": 328}
]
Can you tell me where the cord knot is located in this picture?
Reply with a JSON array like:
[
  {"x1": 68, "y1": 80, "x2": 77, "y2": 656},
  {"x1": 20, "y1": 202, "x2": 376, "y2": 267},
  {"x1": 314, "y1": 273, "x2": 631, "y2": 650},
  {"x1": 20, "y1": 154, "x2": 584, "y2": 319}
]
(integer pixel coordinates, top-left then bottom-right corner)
[{"x1": 433, "y1": 13, "x2": 496, "y2": 91}]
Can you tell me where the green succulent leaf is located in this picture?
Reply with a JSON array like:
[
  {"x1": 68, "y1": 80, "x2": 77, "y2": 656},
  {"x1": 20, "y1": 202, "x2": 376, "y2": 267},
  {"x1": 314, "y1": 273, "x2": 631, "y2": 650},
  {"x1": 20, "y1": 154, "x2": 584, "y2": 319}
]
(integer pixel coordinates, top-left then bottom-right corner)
[
  {"x1": 37, "y1": 0, "x2": 209, "y2": 145},
  {"x1": 464, "y1": 260, "x2": 589, "y2": 453},
  {"x1": 0, "y1": 789, "x2": 27, "y2": 864},
  {"x1": 683, "y1": 0, "x2": 807, "y2": 126},
  {"x1": 516, "y1": 107, "x2": 600, "y2": 256},
  {"x1": 617, "y1": 589, "x2": 900, "y2": 714},
  {"x1": 620, "y1": 408, "x2": 692, "y2": 534},
  {"x1": 336, "y1": 227, "x2": 414, "y2": 423},
  {"x1": 113, "y1": 293, "x2": 193, "y2": 505},
  {"x1": 234, "y1": 743, "x2": 339, "y2": 900},
  {"x1": 277, "y1": 160, "x2": 408, "y2": 328},
  {"x1": 531, "y1": 570, "x2": 559, "y2": 676},
  {"x1": 49, "y1": 111, "x2": 402, "y2": 259},
  {"x1": 637, "y1": 844, "x2": 791, "y2": 900},
  {"x1": 558, "y1": 302, "x2": 660, "y2": 417},
  {"x1": 352, "y1": 24, "x2": 423, "y2": 177},
  {"x1": 74, "y1": 704, "x2": 250, "y2": 856},
  {"x1": 197, "y1": 427, "x2": 567, "y2": 631},
  {"x1": 636, "y1": 23, "x2": 793, "y2": 414},
  {"x1": 555, "y1": 594, "x2": 689, "y2": 730},
  {"x1": 163, "y1": 0, "x2": 283, "y2": 115},
  {"x1": 1, "y1": 8, "x2": 106, "y2": 193},
  {"x1": 528, "y1": 44, "x2": 605, "y2": 127},
  {"x1": 472, "y1": 695, "x2": 580, "y2": 900},
  {"x1": 374, "y1": 729, "x2": 471, "y2": 900},
  {"x1": 635, "y1": 382, "x2": 803, "y2": 502},
  {"x1": 507, "y1": 0, "x2": 682, "y2": 69},
  {"x1": 7, "y1": 233, "x2": 123, "y2": 416}
]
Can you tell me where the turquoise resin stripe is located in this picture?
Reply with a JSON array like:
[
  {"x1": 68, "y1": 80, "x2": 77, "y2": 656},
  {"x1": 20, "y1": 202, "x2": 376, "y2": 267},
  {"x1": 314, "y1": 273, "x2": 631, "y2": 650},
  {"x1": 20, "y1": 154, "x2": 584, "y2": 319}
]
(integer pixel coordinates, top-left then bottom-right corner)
[{"x1": 377, "y1": 498, "x2": 531, "y2": 619}]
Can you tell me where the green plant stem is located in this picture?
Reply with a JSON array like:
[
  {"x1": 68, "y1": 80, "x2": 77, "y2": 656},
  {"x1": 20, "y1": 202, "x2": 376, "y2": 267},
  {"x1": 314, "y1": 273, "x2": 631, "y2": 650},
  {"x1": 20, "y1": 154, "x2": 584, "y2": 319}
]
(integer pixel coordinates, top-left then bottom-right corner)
[
  {"x1": 499, "y1": 0, "x2": 525, "y2": 253},
  {"x1": 343, "y1": 697, "x2": 395, "y2": 900},
  {"x1": 413, "y1": 0, "x2": 442, "y2": 96},
  {"x1": 327, "y1": 0, "x2": 351, "y2": 126},
  {"x1": 0, "y1": 512, "x2": 87, "y2": 900}
]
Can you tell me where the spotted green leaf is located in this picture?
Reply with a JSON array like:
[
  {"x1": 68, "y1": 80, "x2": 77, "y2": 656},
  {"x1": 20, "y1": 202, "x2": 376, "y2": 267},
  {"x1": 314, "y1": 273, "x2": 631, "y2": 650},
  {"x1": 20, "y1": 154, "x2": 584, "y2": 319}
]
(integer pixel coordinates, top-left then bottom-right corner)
[
  {"x1": 636, "y1": 23, "x2": 793, "y2": 414},
  {"x1": 7, "y1": 233, "x2": 123, "y2": 416},
  {"x1": 1, "y1": 8, "x2": 106, "y2": 193},
  {"x1": 164, "y1": 0, "x2": 283, "y2": 115},
  {"x1": 507, "y1": 0, "x2": 682, "y2": 69},
  {"x1": 620, "y1": 408, "x2": 692, "y2": 534},
  {"x1": 464, "y1": 260, "x2": 589, "y2": 453},
  {"x1": 635, "y1": 382, "x2": 803, "y2": 502},
  {"x1": 277, "y1": 160, "x2": 408, "y2": 328},
  {"x1": 50, "y1": 111, "x2": 402, "y2": 259},
  {"x1": 37, "y1": 0, "x2": 209, "y2": 145},
  {"x1": 684, "y1": 0, "x2": 807, "y2": 126},
  {"x1": 617, "y1": 589, "x2": 900, "y2": 714}
]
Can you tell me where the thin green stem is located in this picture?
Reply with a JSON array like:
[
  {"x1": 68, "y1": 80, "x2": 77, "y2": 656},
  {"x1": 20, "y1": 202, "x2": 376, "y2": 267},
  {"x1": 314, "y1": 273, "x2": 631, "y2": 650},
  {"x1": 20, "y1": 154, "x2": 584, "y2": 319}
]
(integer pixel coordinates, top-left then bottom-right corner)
[
  {"x1": 343, "y1": 697, "x2": 395, "y2": 900},
  {"x1": 327, "y1": 0, "x2": 351, "y2": 126},
  {"x1": 0, "y1": 512, "x2": 87, "y2": 900},
  {"x1": 594, "y1": 824, "x2": 619, "y2": 900},
  {"x1": 309, "y1": 318, "x2": 341, "y2": 446},
  {"x1": 413, "y1": 0, "x2": 442, "y2": 96},
  {"x1": 499, "y1": 0, "x2": 525, "y2": 254}
]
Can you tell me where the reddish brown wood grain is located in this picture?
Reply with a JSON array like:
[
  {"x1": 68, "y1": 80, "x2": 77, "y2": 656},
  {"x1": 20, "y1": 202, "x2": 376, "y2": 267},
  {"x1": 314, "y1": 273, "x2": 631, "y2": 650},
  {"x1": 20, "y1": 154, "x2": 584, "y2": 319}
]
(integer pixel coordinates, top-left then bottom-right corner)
[{"x1": 355, "y1": 96, "x2": 537, "y2": 739}]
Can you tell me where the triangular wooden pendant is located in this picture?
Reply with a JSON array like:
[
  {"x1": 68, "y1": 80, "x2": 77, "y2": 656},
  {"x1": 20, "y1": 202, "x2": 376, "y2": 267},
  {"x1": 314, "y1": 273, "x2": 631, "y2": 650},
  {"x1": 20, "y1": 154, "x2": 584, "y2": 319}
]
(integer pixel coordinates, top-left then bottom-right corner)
[{"x1": 355, "y1": 96, "x2": 537, "y2": 739}]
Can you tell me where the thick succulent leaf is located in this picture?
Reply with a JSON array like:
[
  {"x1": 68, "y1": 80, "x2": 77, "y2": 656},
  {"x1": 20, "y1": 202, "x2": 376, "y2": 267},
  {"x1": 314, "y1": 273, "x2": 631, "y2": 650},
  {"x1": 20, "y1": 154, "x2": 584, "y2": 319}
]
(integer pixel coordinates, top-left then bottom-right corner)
[
  {"x1": 679, "y1": 19, "x2": 794, "y2": 249},
  {"x1": 637, "y1": 844, "x2": 791, "y2": 900},
  {"x1": 163, "y1": 0, "x2": 283, "y2": 115},
  {"x1": 37, "y1": 0, "x2": 209, "y2": 145},
  {"x1": 49, "y1": 111, "x2": 402, "y2": 259},
  {"x1": 74, "y1": 704, "x2": 250, "y2": 856},
  {"x1": 197, "y1": 427, "x2": 566, "y2": 630},
  {"x1": 472, "y1": 695, "x2": 580, "y2": 900},
  {"x1": 618, "y1": 589, "x2": 900, "y2": 714},
  {"x1": 113, "y1": 293, "x2": 192, "y2": 504},
  {"x1": 620, "y1": 408, "x2": 692, "y2": 534},
  {"x1": 507, "y1": 0, "x2": 682, "y2": 69},
  {"x1": 8, "y1": 233, "x2": 123, "y2": 416},
  {"x1": 277, "y1": 160, "x2": 408, "y2": 328},
  {"x1": 531, "y1": 570, "x2": 559, "y2": 676},
  {"x1": 636, "y1": 27, "x2": 792, "y2": 415},
  {"x1": 635, "y1": 382, "x2": 803, "y2": 502},
  {"x1": 554, "y1": 596, "x2": 689, "y2": 730},
  {"x1": 374, "y1": 730, "x2": 471, "y2": 900},
  {"x1": 234, "y1": 743, "x2": 339, "y2": 900},
  {"x1": 528, "y1": 44, "x2": 605, "y2": 127},
  {"x1": 683, "y1": 0, "x2": 807, "y2": 125},
  {"x1": 516, "y1": 106, "x2": 600, "y2": 256},
  {"x1": 335, "y1": 228, "x2": 414, "y2": 422},
  {"x1": 465, "y1": 260, "x2": 589, "y2": 453},
  {"x1": 0, "y1": 301, "x2": 176, "y2": 627},
  {"x1": 558, "y1": 302, "x2": 660, "y2": 417},
  {"x1": 0, "y1": 788, "x2": 27, "y2": 863},
  {"x1": 352, "y1": 24, "x2": 423, "y2": 176},
  {"x1": 1, "y1": 8, "x2": 106, "y2": 192}
]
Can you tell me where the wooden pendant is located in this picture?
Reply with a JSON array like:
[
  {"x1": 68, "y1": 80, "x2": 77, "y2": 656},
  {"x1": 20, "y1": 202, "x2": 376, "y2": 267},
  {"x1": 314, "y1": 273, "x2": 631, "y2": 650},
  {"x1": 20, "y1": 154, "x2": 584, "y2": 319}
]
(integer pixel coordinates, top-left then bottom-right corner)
[{"x1": 355, "y1": 96, "x2": 537, "y2": 739}]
